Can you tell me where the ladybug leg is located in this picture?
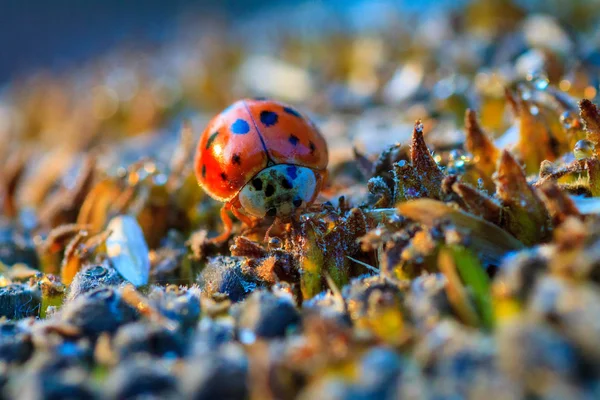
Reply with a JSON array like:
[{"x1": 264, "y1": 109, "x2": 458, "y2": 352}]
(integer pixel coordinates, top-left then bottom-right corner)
[
  {"x1": 208, "y1": 203, "x2": 234, "y2": 244},
  {"x1": 230, "y1": 205, "x2": 257, "y2": 228},
  {"x1": 263, "y1": 218, "x2": 278, "y2": 242}
]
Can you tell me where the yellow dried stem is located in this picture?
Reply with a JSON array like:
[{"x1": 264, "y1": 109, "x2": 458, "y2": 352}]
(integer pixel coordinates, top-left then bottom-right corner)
[
  {"x1": 60, "y1": 231, "x2": 88, "y2": 285},
  {"x1": 299, "y1": 221, "x2": 324, "y2": 300},
  {"x1": 580, "y1": 99, "x2": 600, "y2": 156}
]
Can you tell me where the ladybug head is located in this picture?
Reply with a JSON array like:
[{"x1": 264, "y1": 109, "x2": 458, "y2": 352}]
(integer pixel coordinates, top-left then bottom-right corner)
[{"x1": 238, "y1": 164, "x2": 320, "y2": 219}]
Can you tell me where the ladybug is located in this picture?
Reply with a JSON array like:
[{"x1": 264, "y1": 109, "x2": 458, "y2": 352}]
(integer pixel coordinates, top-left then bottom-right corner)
[{"x1": 194, "y1": 98, "x2": 328, "y2": 242}]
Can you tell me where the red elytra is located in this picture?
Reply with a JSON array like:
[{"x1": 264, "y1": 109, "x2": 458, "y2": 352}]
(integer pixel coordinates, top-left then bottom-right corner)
[{"x1": 194, "y1": 98, "x2": 328, "y2": 242}]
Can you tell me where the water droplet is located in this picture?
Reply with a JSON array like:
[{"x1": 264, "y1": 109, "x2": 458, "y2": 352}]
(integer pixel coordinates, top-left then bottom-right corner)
[
  {"x1": 268, "y1": 237, "x2": 282, "y2": 250},
  {"x1": 397, "y1": 160, "x2": 407, "y2": 167},
  {"x1": 143, "y1": 162, "x2": 157, "y2": 175},
  {"x1": 534, "y1": 77, "x2": 549, "y2": 90},
  {"x1": 574, "y1": 139, "x2": 595, "y2": 160},
  {"x1": 153, "y1": 173, "x2": 168, "y2": 186},
  {"x1": 529, "y1": 105, "x2": 539, "y2": 115},
  {"x1": 388, "y1": 214, "x2": 404, "y2": 224},
  {"x1": 448, "y1": 149, "x2": 461, "y2": 161},
  {"x1": 239, "y1": 329, "x2": 256, "y2": 344},
  {"x1": 560, "y1": 111, "x2": 580, "y2": 130},
  {"x1": 477, "y1": 178, "x2": 484, "y2": 190},
  {"x1": 527, "y1": 73, "x2": 549, "y2": 90}
]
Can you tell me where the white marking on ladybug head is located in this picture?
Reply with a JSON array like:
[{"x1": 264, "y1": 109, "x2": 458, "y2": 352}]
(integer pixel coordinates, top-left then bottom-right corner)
[{"x1": 238, "y1": 164, "x2": 318, "y2": 218}]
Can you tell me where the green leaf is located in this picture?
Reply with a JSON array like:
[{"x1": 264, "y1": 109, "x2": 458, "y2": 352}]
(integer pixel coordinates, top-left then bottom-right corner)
[{"x1": 449, "y1": 245, "x2": 495, "y2": 330}]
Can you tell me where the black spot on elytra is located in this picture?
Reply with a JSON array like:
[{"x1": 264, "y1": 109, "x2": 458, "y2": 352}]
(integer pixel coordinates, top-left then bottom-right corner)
[
  {"x1": 309, "y1": 141, "x2": 316, "y2": 154},
  {"x1": 231, "y1": 119, "x2": 250, "y2": 134},
  {"x1": 286, "y1": 165, "x2": 298, "y2": 180},
  {"x1": 283, "y1": 106, "x2": 301, "y2": 118},
  {"x1": 293, "y1": 198, "x2": 303, "y2": 207},
  {"x1": 206, "y1": 131, "x2": 219, "y2": 149},
  {"x1": 265, "y1": 184, "x2": 275, "y2": 197},
  {"x1": 267, "y1": 208, "x2": 277, "y2": 217},
  {"x1": 281, "y1": 179, "x2": 293, "y2": 189},
  {"x1": 260, "y1": 110, "x2": 278, "y2": 127},
  {"x1": 232, "y1": 154, "x2": 241, "y2": 165},
  {"x1": 252, "y1": 178, "x2": 263, "y2": 190},
  {"x1": 220, "y1": 172, "x2": 228, "y2": 181},
  {"x1": 289, "y1": 135, "x2": 299, "y2": 146},
  {"x1": 202, "y1": 165, "x2": 206, "y2": 178}
]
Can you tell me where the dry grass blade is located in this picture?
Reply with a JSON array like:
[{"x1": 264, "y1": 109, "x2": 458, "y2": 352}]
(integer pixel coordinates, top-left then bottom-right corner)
[
  {"x1": 535, "y1": 159, "x2": 585, "y2": 187},
  {"x1": 410, "y1": 120, "x2": 444, "y2": 199},
  {"x1": 121, "y1": 284, "x2": 178, "y2": 330},
  {"x1": 168, "y1": 121, "x2": 194, "y2": 190},
  {"x1": 353, "y1": 147, "x2": 375, "y2": 178},
  {"x1": 346, "y1": 256, "x2": 379, "y2": 274},
  {"x1": 452, "y1": 182, "x2": 502, "y2": 223},
  {"x1": 0, "y1": 150, "x2": 28, "y2": 218},
  {"x1": 397, "y1": 199, "x2": 524, "y2": 266},
  {"x1": 537, "y1": 181, "x2": 581, "y2": 225},
  {"x1": 586, "y1": 158, "x2": 600, "y2": 197},
  {"x1": 516, "y1": 97, "x2": 555, "y2": 174},
  {"x1": 464, "y1": 109, "x2": 499, "y2": 189},
  {"x1": 495, "y1": 150, "x2": 551, "y2": 245},
  {"x1": 77, "y1": 179, "x2": 122, "y2": 232},
  {"x1": 38, "y1": 154, "x2": 97, "y2": 228}
]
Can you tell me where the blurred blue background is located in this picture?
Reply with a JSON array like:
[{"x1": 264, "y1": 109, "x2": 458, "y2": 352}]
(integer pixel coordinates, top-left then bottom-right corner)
[
  {"x1": 0, "y1": 0, "x2": 289, "y2": 83},
  {"x1": 1, "y1": 0, "x2": 476, "y2": 84},
  {"x1": 0, "y1": 0, "x2": 574, "y2": 84}
]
